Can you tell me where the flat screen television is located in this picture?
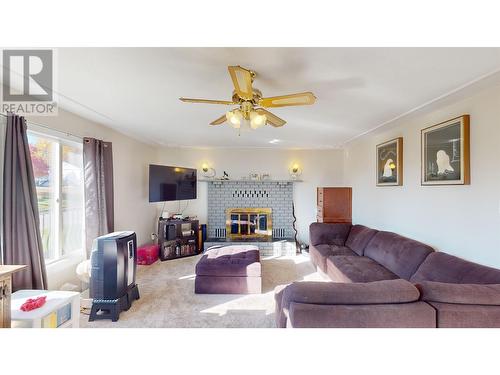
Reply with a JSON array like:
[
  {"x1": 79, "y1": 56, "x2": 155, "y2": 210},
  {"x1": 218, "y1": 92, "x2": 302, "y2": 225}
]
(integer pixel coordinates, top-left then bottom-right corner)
[{"x1": 149, "y1": 164, "x2": 197, "y2": 202}]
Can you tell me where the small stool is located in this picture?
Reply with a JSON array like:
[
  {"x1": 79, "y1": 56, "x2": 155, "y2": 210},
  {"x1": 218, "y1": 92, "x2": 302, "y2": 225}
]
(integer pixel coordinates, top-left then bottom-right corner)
[
  {"x1": 195, "y1": 245, "x2": 262, "y2": 294},
  {"x1": 88, "y1": 284, "x2": 140, "y2": 322},
  {"x1": 89, "y1": 299, "x2": 123, "y2": 322}
]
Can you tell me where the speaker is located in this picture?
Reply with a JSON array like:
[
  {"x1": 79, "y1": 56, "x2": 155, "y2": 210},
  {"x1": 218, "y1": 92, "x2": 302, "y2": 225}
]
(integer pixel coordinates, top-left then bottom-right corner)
[
  {"x1": 201, "y1": 224, "x2": 207, "y2": 242},
  {"x1": 165, "y1": 223, "x2": 177, "y2": 241}
]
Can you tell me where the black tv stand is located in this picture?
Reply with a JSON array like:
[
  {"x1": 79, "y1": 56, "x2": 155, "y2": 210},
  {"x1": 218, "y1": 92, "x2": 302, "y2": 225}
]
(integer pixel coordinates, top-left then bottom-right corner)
[{"x1": 158, "y1": 218, "x2": 200, "y2": 261}]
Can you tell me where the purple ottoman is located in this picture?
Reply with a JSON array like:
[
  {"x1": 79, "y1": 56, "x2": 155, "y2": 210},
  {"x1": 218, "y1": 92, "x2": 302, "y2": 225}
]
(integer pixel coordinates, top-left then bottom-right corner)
[{"x1": 195, "y1": 245, "x2": 262, "y2": 294}]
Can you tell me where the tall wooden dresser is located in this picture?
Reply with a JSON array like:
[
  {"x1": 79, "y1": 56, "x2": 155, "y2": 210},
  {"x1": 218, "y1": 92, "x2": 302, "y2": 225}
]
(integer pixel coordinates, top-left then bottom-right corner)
[
  {"x1": 0, "y1": 265, "x2": 27, "y2": 328},
  {"x1": 317, "y1": 187, "x2": 352, "y2": 224}
]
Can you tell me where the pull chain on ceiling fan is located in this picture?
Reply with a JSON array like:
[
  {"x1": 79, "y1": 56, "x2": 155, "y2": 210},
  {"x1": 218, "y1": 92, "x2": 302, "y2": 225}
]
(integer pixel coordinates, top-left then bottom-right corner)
[{"x1": 180, "y1": 65, "x2": 316, "y2": 132}]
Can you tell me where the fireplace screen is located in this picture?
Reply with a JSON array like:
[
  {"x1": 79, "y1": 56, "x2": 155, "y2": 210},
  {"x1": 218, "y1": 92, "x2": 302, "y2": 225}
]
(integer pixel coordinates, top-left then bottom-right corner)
[{"x1": 226, "y1": 208, "x2": 272, "y2": 239}]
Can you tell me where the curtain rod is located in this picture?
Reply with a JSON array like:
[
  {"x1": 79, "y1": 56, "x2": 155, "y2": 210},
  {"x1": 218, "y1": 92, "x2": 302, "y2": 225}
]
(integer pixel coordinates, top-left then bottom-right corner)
[{"x1": 0, "y1": 112, "x2": 83, "y2": 140}]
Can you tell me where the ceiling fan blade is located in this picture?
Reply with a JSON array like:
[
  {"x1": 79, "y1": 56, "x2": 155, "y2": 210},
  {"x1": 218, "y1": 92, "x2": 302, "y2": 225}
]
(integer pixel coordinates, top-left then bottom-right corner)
[
  {"x1": 256, "y1": 108, "x2": 287, "y2": 127},
  {"x1": 209, "y1": 114, "x2": 227, "y2": 126},
  {"x1": 228, "y1": 66, "x2": 254, "y2": 101},
  {"x1": 258, "y1": 92, "x2": 316, "y2": 108},
  {"x1": 180, "y1": 97, "x2": 236, "y2": 105}
]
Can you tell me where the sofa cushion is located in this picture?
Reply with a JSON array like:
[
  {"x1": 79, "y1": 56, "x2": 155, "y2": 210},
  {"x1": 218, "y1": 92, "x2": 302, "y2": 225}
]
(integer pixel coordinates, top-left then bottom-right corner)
[
  {"x1": 326, "y1": 256, "x2": 399, "y2": 283},
  {"x1": 411, "y1": 252, "x2": 500, "y2": 284},
  {"x1": 345, "y1": 225, "x2": 378, "y2": 256},
  {"x1": 416, "y1": 281, "x2": 500, "y2": 305},
  {"x1": 309, "y1": 223, "x2": 352, "y2": 246},
  {"x1": 309, "y1": 244, "x2": 358, "y2": 273},
  {"x1": 363, "y1": 231, "x2": 434, "y2": 280}
]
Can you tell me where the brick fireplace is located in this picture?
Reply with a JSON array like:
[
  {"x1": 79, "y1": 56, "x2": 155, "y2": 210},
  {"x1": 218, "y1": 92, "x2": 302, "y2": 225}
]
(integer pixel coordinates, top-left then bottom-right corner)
[{"x1": 204, "y1": 180, "x2": 297, "y2": 256}]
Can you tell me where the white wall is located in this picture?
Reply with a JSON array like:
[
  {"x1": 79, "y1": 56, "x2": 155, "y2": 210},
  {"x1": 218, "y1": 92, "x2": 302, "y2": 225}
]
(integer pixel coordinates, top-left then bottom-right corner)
[
  {"x1": 28, "y1": 109, "x2": 159, "y2": 289},
  {"x1": 344, "y1": 83, "x2": 500, "y2": 268},
  {"x1": 154, "y1": 147, "x2": 344, "y2": 243}
]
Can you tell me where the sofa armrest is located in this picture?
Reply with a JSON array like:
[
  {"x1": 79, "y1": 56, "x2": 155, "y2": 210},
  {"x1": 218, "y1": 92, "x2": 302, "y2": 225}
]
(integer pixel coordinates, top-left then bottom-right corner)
[
  {"x1": 309, "y1": 223, "x2": 351, "y2": 246},
  {"x1": 283, "y1": 279, "x2": 419, "y2": 305},
  {"x1": 416, "y1": 281, "x2": 500, "y2": 305},
  {"x1": 275, "y1": 279, "x2": 420, "y2": 327}
]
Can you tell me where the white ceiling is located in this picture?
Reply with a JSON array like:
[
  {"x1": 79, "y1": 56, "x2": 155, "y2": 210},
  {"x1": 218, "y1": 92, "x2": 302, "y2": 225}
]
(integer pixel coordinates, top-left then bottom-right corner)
[{"x1": 31, "y1": 48, "x2": 500, "y2": 148}]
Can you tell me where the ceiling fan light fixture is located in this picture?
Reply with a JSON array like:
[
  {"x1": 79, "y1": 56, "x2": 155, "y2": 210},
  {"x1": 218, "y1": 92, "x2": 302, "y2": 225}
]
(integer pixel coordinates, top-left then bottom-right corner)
[
  {"x1": 249, "y1": 110, "x2": 267, "y2": 129},
  {"x1": 180, "y1": 65, "x2": 315, "y2": 133},
  {"x1": 226, "y1": 109, "x2": 242, "y2": 128}
]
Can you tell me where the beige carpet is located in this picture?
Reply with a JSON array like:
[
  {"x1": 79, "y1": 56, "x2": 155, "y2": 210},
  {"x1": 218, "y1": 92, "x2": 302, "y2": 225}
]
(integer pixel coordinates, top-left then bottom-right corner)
[{"x1": 80, "y1": 254, "x2": 325, "y2": 328}]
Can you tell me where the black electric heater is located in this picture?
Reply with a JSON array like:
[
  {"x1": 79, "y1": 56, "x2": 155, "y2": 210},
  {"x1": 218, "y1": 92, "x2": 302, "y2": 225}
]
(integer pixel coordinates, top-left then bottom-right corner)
[{"x1": 88, "y1": 231, "x2": 140, "y2": 322}]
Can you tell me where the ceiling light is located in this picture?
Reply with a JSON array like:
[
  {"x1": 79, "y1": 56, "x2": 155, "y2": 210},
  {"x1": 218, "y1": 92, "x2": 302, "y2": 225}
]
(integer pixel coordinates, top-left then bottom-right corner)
[
  {"x1": 180, "y1": 65, "x2": 316, "y2": 131},
  {"x1": 226, "y1": 110, "x2": 242, "y2": 128},
  {"x1": 249, "y1": 111, "x2": 267, "y2": 129},
  {"x1": 269, "y1": 139, "x2": 281, "y2": 144}
]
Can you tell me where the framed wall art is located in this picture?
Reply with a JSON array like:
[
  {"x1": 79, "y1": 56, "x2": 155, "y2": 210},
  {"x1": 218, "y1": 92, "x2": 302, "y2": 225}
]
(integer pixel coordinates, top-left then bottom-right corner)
[
  {"x1": 376, "y1": 137, "x2": 403, "y2": 186},
  {"x1": 421, "y1": 115, "x2": 470, "y2": 185}
]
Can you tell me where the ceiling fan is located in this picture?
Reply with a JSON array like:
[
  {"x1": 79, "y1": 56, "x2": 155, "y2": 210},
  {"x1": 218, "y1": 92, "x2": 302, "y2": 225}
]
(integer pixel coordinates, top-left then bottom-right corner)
[{"x1": 179, "y1": 65, "x2": 316, "y2": 131}]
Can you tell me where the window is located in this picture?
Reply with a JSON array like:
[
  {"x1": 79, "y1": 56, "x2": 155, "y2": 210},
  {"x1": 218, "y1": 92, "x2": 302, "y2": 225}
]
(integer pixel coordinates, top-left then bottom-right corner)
[{"x1": 28, "y1": 128, "x2": 84, "y2": 262}]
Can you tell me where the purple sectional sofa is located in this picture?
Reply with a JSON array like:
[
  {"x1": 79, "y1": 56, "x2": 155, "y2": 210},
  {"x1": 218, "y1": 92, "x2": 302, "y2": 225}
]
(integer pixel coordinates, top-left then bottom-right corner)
[{"x1": 275, "y1": 223, "x2": 500, "y2": 328}]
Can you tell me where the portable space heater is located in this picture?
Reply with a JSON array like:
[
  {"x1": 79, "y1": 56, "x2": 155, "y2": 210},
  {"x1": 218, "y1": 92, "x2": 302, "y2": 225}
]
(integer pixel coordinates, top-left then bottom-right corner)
[{"x1": 89, "y1": 231, "x2": 140, "y2": 322}]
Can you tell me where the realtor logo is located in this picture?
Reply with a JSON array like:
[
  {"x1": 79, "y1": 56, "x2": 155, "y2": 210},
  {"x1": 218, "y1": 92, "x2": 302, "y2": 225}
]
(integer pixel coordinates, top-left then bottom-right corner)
[{"x1": 1, "y1": 49, "x2": 58, "y2": 115}]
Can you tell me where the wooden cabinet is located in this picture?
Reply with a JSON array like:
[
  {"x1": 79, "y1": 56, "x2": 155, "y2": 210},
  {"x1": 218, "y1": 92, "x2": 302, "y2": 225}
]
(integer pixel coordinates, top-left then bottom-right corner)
[
  {"x1": 0, "y1": 265, "x2": 26, "y2": 328},
  {"x1": 0, "y1": 277, "x2": 8, "y2": 328},
  {"x1": 317, "y1": 187, "x2": 352, "y2": 224}
]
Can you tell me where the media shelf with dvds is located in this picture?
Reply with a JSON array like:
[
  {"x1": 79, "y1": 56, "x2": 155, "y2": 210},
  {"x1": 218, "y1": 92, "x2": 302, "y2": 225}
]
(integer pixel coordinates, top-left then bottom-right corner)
[{"x1": 158, "y1": 219, "x2": 200, "y2": 261}]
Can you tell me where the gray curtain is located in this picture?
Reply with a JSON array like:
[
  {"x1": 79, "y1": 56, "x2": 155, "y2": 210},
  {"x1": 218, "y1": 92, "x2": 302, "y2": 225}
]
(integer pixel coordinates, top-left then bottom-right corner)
[
  {"x1": 83, "y1": 137, "x2": 114, "y2": 258},
  {"x1": 2, "y1": 113, "x2": 47, "y2": 291},
  {"x1": 0, "y1": 115, "x2": 6, "y2": 264}
]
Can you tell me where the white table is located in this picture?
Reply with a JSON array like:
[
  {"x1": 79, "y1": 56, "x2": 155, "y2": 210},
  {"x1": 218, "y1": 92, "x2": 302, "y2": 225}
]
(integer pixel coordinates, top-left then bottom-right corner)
[{"x1": 11, "y1": 290, "x2": 80, "y2": 328}]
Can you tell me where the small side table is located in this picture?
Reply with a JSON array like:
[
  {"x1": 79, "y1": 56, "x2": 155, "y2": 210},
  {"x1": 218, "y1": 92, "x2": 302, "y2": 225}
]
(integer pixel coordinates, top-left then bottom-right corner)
[{"x1": 11, "y1": 290, "x2": 80, "y2": 328}]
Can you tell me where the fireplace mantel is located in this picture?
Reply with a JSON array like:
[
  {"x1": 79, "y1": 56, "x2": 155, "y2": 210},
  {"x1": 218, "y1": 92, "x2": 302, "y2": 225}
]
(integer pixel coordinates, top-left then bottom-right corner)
[{"x1": 200, "y1": 179, "x2": 303, "y2": 183}]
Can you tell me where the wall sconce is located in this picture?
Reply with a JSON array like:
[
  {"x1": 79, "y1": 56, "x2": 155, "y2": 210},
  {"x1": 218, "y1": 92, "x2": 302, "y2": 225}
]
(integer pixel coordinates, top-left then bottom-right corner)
[
  {"x1": 201, "y1": 162, "x2": 216, "y2": 178},
  {"x1": 289, "y1": 163, "x2": 302, "y2": 180}
]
